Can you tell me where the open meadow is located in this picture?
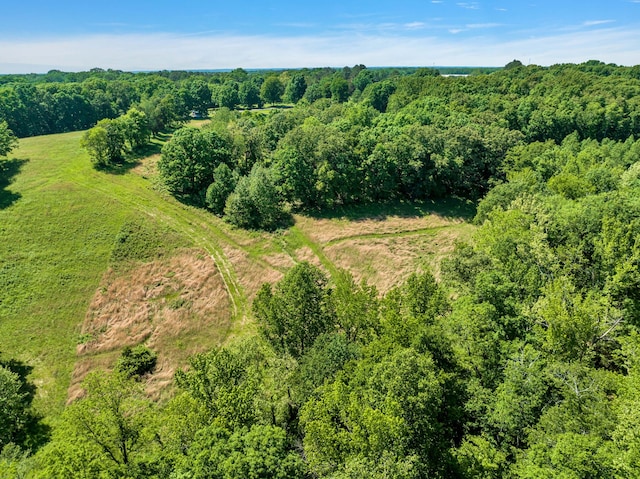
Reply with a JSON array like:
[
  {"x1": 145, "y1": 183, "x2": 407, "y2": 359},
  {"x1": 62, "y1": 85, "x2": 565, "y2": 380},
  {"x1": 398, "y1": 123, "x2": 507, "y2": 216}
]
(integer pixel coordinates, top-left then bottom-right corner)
[{"x1": 0, "y1": 129, "x2": 474, "y2": 417}]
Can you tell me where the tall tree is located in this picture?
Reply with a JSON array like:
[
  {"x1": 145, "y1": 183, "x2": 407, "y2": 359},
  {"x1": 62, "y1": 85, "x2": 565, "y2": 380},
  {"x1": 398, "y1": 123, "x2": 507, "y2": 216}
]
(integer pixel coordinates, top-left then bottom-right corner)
[
  {"x1": 35, "y1": 372, "x2": 156, "y2": 478},
  {"x1": 80, "y1": 118, "x2": 126, "y2": 168},
  {"x1": 284, "y1": 74, "x2": 307, "y2": 104},
  {"x1": 261, "y1": 76, "x2": 284, "y2": 105},
  {"x1": 224, "y1": 165, "x2": 286, "y2": 230},
  {"x1": 253, "y1": 262, "x2": 334, "y2": 358},
  {"x1": 158, "y1": 126, "x2": 232, "y2": 199},
  {"x1": 120, "y1": 108, "x2": 150, "y2": 150},
  {"x1": 238, "y1": 81, "x2": 262, "y2": 109}
]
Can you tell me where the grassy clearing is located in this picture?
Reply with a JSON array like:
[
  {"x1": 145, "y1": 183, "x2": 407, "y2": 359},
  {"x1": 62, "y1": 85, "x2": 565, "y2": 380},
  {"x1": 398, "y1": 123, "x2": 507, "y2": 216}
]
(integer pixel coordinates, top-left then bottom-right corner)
[
  {"x1": 294, "y1": 199, "x2": 475, "y2": 291},
  {"x1": 0, "y1": 129, "x2": 476, "y2": 419}
]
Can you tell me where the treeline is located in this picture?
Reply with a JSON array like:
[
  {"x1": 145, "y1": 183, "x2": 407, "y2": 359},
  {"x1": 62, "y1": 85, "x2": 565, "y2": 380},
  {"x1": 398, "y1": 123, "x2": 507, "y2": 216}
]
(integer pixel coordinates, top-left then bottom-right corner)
[
  {"x1": 0, "y1": 65, "x2": 417, "y2": 139},
  {"x1": 155, "y1": 61, "x2": 640, "y2": 229}
]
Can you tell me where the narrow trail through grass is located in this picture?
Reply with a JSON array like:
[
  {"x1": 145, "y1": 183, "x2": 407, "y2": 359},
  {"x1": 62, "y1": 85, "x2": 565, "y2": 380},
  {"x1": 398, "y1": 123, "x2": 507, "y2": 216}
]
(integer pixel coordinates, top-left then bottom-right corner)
[{"x1": 287, "y1": 226, "x2": 339, "y2": 277}]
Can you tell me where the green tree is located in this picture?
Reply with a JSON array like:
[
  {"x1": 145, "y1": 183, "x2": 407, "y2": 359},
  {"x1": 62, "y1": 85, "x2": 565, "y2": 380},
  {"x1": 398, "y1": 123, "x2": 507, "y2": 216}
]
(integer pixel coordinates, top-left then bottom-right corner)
[
  {"x1": 178, "y1": 424, "x2": 306, "y2": 479},
  {"x1": 0, "y1": 121, "x2": 18, "y2": 157},
  {"x1": 284, "y1": 74, "x2": 307, "y2": 104},
  {"x1": 300, "y1": 348, "x2": 449, "y2": 477},
  {"x1": 224, "y1": 165, "x2": 286, "y2": 230},
  {"x1": 261, "y1": 76, "x2": 284, "y2": 105},
  {"x1": 187, "y1": 79, "x2": 212, "y2": 114},
  {"x1": 120, "y1": 107, "x2": 150, "y2": 150},
  {"x1": 80, "y1": 118, "x2": 126, "y2": 167},
  {"x1": 114, "y1": 345, "x2": 157, "y2": 379},
  {"x1": 330, "y1": 75, "x2": 350, "y2": 103},
  {"x1": 271, "y1": 145, "x2": 316, "y2": 208},
  {"x1": 352, "y1": 68, "x2": 374, "y2": 92},
  {"x1": 216, "y1": 81, "x2": 240, "y2": 109},
  {"x1": 174, "y1": 343, "x2": 262, "y2": 429},
  {"x1": 80, "y1": 117, "x2": 126, "y2": 168},
  {"x1": 206, "y1": 162, "x2": 238, "y2": 215},
  {"x1": 238, "y1": 81, "x2": 262, "y2": 109},
  {"x1": 331, "y1": 269, "x2": 379, "y2": 343},
  {"x1": 35, "y1": 372, "x2": 156, "y2": 478},
  {"x1": 158, "y1": 126, "x2": 232, "y2": 198},
  {"x1": 363, "y1": 80, "x2": 396, "y2": 112},
  {"x1": 80, "y1": 124, "x2": 110, "y2": 167},
  {"x1": 253, "y1": 262, "x2": 334, "y2": 358},
  {"x1": 291, "y1": 332, "x2": 360, "y2": 405},
  {"x1": 0, "y1": 366, "x2": 29, "y2": 450}
]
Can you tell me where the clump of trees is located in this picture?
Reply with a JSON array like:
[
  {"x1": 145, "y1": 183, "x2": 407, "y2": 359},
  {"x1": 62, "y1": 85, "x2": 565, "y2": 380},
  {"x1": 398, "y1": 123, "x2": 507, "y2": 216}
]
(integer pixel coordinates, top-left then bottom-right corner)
[
  {"x1": 80, "y1": 108, "x2": 150, "y2": 168},
  {"x1": 154, "y1": 60, "x2": 640, "y2": 231},
  {"x1": 158, "y1": 123, "x2": 289, "y2": 230}
]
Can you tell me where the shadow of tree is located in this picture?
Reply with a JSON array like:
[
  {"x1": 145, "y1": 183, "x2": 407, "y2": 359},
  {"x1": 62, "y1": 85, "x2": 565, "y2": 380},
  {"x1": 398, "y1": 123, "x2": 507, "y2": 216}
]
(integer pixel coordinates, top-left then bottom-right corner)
[
  {"x1": 304, "y1": 197, "x2": 477, "y2": 223},
  {"x1": 0, "y1": 158, "x2": 28, "y2": 210},
  {"x1": 99, "y1": 140, "x2": 164, "y2": 176}
]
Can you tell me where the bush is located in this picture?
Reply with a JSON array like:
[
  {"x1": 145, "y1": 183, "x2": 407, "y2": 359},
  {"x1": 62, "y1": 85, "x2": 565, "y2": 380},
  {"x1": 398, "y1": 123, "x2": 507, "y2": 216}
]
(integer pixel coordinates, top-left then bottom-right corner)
[{"x1": 114, "y1": 345, "x2": 157, "y2": 378}]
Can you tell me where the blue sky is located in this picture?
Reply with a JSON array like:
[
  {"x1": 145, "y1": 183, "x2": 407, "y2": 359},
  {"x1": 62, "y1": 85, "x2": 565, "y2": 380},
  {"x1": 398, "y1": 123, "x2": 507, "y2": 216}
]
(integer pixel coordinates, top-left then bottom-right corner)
[{"x1": 1, "y1": 0, "x2": 639, "y2": 73}]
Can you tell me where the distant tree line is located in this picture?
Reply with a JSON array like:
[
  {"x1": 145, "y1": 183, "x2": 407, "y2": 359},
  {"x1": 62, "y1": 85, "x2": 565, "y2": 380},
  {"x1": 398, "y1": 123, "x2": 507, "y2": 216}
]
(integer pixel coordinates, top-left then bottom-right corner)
[{"x1": 0, "y1": 65, "x2": 419, "y2": 139}]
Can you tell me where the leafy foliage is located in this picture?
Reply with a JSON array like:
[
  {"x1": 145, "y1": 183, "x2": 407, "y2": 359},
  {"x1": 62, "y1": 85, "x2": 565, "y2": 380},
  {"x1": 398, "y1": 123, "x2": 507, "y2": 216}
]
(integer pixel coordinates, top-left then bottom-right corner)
[
  {"x1": 114, "y1": 345, "x2": 157, "y2": 378},
  {"x1": 158, "y1": 126, "x2": 232, "y2": 198},
  {"x1": 15, "y1": 61, "x2": 640, "y2": 477},
  {"x1": 224, "y1": 165, "x2": 288, "y2": 230},
  {"x1": 0, "y1": 121, "x2": 18, "y2": 157},
  {"x1": 253, "y1": 262, "x2": 334, "y2": 357}
]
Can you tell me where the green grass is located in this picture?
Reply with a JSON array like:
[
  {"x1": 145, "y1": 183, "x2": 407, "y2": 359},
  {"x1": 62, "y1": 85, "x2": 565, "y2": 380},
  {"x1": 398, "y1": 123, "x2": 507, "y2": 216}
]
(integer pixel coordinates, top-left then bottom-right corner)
[{"x1": 0, "y1": 132, "x2": 136, "y2": 413}]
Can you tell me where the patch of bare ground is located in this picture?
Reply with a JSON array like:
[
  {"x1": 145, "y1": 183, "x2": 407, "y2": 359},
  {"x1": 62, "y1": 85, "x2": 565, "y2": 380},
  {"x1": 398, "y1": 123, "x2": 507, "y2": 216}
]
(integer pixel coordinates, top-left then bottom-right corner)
[
  {"x1": 296, "y1": 213, "x2": 463, "y2": 245},
  {"x1": 71, "y1": 249, "x2": 231, "y2": 401},
  {"x1": 324, "y1": 225, "x2": 474, "y2": 293}
]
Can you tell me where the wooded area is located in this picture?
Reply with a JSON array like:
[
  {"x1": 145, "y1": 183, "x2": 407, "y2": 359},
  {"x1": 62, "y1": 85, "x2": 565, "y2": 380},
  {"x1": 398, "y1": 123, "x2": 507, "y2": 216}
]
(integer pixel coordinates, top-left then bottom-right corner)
[{"x1": 2, "y1": 60, "x2": 640, "y2": 477}]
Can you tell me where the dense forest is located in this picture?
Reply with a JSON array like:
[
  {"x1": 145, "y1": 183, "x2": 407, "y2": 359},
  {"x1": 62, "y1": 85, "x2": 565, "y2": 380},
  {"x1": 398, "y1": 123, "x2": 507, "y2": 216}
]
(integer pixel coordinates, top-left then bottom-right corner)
[{"x1": 2, "y1": 60, "x2": 640, "y2": 477}]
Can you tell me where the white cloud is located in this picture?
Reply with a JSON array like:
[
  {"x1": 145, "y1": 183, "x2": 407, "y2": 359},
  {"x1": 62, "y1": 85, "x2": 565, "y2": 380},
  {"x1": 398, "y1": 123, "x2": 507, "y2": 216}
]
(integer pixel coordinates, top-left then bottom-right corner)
[
  {"x1": 456, "y1": 2, "x2": 480, "y2": 9},
  {"x1": 404, "y1": 22, "x2": 426, "y2": 30},
  {"x1": 582, "y1": 20, "x2": 615, "y2": 26},
  {"x1": 0, "y1": 26, "x2": 639, "y2": 73}
]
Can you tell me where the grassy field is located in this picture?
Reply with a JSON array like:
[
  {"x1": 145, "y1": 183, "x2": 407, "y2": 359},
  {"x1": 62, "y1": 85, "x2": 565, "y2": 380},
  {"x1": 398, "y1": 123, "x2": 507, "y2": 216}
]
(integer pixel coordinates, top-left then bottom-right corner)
[{"x1": 0, "y1": 129, "x2": 475, "y2": 417}]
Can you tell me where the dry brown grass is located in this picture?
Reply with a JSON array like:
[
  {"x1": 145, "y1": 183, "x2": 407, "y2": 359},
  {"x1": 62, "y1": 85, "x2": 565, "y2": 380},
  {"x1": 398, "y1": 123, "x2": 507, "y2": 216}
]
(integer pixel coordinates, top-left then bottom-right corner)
[
  {"x1": 71, "y1": 248, "x2": 231, "y2": 401},
  {"x1": 296, "y1": 212, "x2": 464, "y2": 245},
  {"x1": 221, "y1": 245, "x2": 283, "y2": 301},
  {"x1": 320, "y1": 224, "x2": 474, "y2": 293}
]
